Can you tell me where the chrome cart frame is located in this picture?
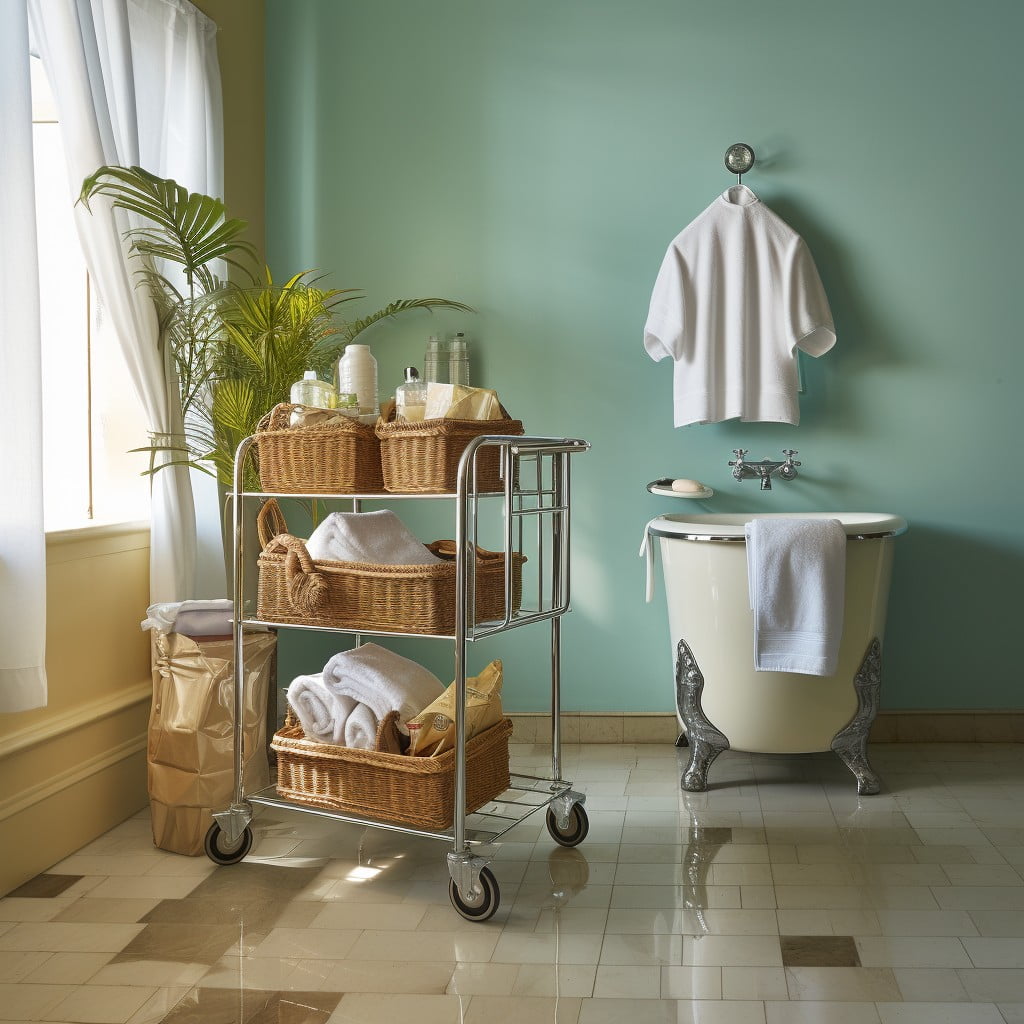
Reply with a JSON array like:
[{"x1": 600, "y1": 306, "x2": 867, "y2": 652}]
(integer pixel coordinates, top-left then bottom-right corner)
[{"x1": 206, "y1": 433, "x2": 590, "y2": 921}]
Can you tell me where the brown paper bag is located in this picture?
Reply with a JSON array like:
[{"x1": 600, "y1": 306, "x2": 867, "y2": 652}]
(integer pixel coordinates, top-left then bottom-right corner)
[
  {"x1": 148, "y1": 631, "x2": 276, "y2": 855},
  {"x1": 406, "y1": 660, "x2": 503, "y2": 757}
]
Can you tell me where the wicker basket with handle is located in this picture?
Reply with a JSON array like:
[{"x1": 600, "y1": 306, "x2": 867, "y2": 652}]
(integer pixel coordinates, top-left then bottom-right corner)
[
  {"x1": 271, "y1": 713, "x2": 513, "y2": 829},
  {"x1": 256, "y1": 402, "x2": 383, "y2": 494},
  {"x1": 255, "y1": 499, "x2": 524, "y2": 633},
  {"x1": 375, "y1": 402, "x2": 524, "y2": 494}
]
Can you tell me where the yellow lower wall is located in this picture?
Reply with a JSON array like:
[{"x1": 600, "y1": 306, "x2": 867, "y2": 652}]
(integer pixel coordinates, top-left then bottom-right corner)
[{"x1": 0, "y1": 524, "x2": 151, "y2": 896}]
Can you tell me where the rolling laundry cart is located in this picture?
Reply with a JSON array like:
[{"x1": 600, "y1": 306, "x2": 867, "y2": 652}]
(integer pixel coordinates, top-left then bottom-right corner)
[{"x1": 204, "y1": 432, "x2": 591, "y2": 921}]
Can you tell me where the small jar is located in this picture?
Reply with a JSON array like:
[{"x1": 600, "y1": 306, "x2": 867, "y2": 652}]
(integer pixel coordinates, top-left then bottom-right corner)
[
  {"x1": 395, "y1": 366, "x2": 427, "y2": 422},
  {"x1": 335, "y1": 344, "x2": 379, "y2": 415}
]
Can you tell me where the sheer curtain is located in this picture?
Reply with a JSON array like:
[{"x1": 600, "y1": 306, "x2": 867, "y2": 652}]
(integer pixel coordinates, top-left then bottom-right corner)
[
  {"x1": 0, "y1": 1, "x2": 47, "y2": 713},
  {"x1": 29, "y1": 0, "x2": 224, "y2": 605}
]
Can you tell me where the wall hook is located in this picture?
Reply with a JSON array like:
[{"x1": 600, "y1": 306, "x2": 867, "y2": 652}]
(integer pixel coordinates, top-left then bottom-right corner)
[{"x1": 724, "y1": 143, "x2": 755, "y2": 184}]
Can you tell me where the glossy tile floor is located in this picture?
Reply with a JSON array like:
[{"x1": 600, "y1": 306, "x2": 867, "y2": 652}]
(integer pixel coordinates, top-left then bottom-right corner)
[{"x1": 3, "y1": 740, "x2": 1024, "y2": 1023}]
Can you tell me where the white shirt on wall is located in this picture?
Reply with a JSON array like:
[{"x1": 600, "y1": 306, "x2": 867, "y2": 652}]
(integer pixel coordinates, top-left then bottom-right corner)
[{"x1": 644, "y1": 184, "x2": 836, "y2": 427}]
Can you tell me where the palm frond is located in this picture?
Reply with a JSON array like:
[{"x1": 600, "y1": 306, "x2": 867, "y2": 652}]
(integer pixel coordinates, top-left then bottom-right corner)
[{"x1": 340, "y1": 297, "x2": 475, "y2": 343}]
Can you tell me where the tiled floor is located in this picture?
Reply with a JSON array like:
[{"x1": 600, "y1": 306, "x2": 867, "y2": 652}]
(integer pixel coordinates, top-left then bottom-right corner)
[{"x1": 3, "y1": 741, "x2": 1024, "y2": 1023}]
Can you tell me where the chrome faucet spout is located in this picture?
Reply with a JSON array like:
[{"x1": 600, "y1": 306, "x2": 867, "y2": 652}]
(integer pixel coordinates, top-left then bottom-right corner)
[{"x1": 759, "y1": 474, "x2": 772, "y2": 491}]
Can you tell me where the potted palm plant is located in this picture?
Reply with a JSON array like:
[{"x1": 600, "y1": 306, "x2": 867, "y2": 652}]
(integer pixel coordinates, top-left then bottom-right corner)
[{"x1": 78, "y1": 164, "x2": 471, "y2": 504}]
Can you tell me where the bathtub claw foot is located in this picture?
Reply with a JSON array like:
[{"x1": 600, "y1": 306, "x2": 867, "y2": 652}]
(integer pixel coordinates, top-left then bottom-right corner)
[
  {"x1": 831, "y1": 639, "x2": 883, "y2": 796},
  {"x1": 675, "y1": 639, "x2": 729, "y2": 792}
]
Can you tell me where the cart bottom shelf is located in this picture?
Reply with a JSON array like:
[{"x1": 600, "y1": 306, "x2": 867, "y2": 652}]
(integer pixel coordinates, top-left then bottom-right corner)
[{"x1": 245, "y1": 772, "x2": 575, "y2": 844}]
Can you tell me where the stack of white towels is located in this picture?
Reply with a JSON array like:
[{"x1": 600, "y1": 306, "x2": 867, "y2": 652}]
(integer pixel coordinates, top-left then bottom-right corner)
[
  {"x1": 305, "y1": 510, "x2": 442, "y2": 565},
  {"x1": 286, "y1": 644, "x2": 445, "y2": 750}
]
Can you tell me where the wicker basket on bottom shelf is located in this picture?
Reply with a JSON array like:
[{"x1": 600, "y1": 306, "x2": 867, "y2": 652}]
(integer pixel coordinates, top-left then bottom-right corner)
[{"x1": 271, "y1": 716, "x2": 513, "y2": 829}]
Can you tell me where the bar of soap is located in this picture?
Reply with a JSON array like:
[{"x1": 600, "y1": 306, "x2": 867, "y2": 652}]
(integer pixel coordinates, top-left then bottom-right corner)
[{"x1": 671, "y1": 478, "x2": 705, "y2": 493}]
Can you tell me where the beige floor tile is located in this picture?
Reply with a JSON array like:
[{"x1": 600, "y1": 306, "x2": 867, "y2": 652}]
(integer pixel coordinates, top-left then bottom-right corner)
[
  {"x1": 677, "y1": 1000, "x2": 768, "y2": 1023},
  {"x1": 122, "y1": 986, "x2": 190, "y2": 1024},
  {"x1": 253, "y1": 926, "x2": 361, "y2": 960},
  {"x1": 308, "y1": 901, "x2": 426, "y2": 930},
  {"x1": 88, "y1": 960, "x2": 208, "y2": 987},
  {"x1": 942, "y1": 864, "x2": 1023, "y2": 886},
  {"x1": 784, "y1": 966, "x2": 902, "y2": 1001},
  {"x1": 577, "y1": 997, "x2": 677, "y2": 1024},
  {"x1": 0, "y1": 950, "x2": 52, "y2": 982},
  {"x1": 682, "y1": 934, "x2": 782, "y2": 967},
  {"x1": 723, "y1": 965, "x2": 789, "y2": 999},
  {"x1": 22, "y1": 952, "x2": 112, "y2": 984},
  {"x1": 854, "y1": 936, "x2": 972, "y2": 968},
  {"x1": 658, "y1": 964, "x2": 720, "y2": 999},
  {"x1": 996, "y1": 1004, "x2": 1024, "y2": 1023},
  {"x1": 510, "y1": 963, "x2": 595, "y2": 997},
  {"x1": 592, "y1": 964, "x2": 660, "y2": 998},
  {"x1": 874, "y1": 910, "x2": 976, "y2": 936},
  {"x1": 52, "y1": 899, "x2": 161, "y2": 925},
  {"x1": 599, "y1": 934, "x2": 681, "y2": 966},
  {"x1": 329, "y1": 992, "x2": 468, "y2": 1023},
  {"x1": 0, "y1": 898, "x2": 77, "y2": 923},
  {"x1": 933, "y1": 887, "x2": 1024, "y2": 911},
  {"x1": 764, "y1": 1001, "x2": 881, "y2": 1023},
  {"x1": 0, "y1": 981, "x2": 75, "y2": 1020},
  {"x1": 893, "y1": 967, "x2": 971, "y2": 1001},
  {"x1": 45, "y1": 983, "x2": 155, "y2": 1024},
  {"x1": 874, "y1": 1004, "x2": 1005, "y2": 1023},
  {"x1": 488, "y1": 930, "x2": 601, "y2": 966},
  {"x1": 962, "y1": 936, "x2": 1024, "y2": 967},
  {"x1": 462, "y1": 994, "x2": 583, "y2": 1024},
  {"x1": 445, "y1": 962, "x2": 518, "y2": 995},
  {"x1": 0, "y1": 922, "x2": 144, "y2": 954}
]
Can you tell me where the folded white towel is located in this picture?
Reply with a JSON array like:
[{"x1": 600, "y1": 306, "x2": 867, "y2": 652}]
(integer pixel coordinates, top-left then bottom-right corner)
[
  {"x1": 287, "y1": 644, "x2": 445, "y2": 750},
  {"x1": 141, "y1": 599, "x2": 233, "y2": 635},
  {"x1": 745, "y1": 518, "x2": 846, "y2": 676},
  {"x1": 305, "y1": 509, "x2": 442, "y2": 565}
]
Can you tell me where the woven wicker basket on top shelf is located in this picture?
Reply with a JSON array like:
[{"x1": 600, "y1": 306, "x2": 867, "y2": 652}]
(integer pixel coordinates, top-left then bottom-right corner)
[
  {"x1": 271, "y1": 714, "x2": 513, "y2": 830},
  {"x1": 375, "y1": 403, "x2": 524, "y2": 493},
  {"x1": 255, "y1": 499, "x2": 525, "y2": 634},
  {"x1": 255, "y1": 403, "x2": 383, "y2": 494}
]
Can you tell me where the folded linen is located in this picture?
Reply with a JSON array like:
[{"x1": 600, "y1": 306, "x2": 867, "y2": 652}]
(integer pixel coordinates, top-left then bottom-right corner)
[
  {"x1": 141, "y1": 599, "x2": 233, "y2": 636},
  {"x1": 305, "y1": 509, "x2": 443, "y2": 565},
  {"x1": 745, "y1": 518, "x2": 846, "y2": 676},
  {"x1": 287, "y1": 644, "x2": 445, "y2": 750}
]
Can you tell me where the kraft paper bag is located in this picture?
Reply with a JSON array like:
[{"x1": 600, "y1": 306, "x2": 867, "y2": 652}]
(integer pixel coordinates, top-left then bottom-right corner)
[
  {"x1": 406, "y1": 659, "x2": 503, "y2": 757},
  {"x1": 148, "y1": 630, "x2": 276, "y2": 856}
]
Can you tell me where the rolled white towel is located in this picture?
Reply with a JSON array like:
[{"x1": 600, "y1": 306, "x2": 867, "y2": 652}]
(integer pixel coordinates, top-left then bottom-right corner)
[
  {"x1": 306, "y1": 509, "x2": 442, "y2": 565},
  {"x1": 322, "y1": 643, "x2": 445, "y2": 740},
  {"x1": 286, "y1": 673, "x2": 355, "y2": 745}
]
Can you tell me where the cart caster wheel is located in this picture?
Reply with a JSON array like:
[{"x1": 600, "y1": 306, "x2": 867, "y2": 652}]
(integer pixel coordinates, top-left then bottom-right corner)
[
  {"x1": 546, "y1": 804, "x2": 589, "y2": 848},
  {"x1": 449, "y1": 866, "x2": 500, "y2": 922},
  {"x1": 204, "y1": 822, "x2": 253, "y2": 865}
]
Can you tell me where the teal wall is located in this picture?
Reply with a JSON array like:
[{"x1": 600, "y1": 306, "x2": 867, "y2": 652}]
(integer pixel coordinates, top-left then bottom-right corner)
[{"x1": 265, "y1": 0, "x2": 1023, "y2": 713}]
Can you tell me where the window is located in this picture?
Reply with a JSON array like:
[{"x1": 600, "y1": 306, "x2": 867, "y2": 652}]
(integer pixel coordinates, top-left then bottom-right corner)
[{"x1": 30, "y1": 56, "x2": 150, "y2": 532}]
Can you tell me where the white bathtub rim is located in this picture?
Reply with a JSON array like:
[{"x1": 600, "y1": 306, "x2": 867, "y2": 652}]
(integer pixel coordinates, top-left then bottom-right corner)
[{"x1": 649, "y1": 511, "x2": 908, "y2": 542}]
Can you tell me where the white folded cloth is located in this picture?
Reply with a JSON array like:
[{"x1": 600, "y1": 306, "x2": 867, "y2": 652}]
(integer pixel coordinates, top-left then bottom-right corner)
[
  {"x1": 286, "y1": 644, "x2": 445, "y2": 750},
  {"x1": 745, "y1": 518, "x2": 846, "y2": 676},
  {"x1": 305, "y1": 509, "x2": 443, "y2": 565},
  {"x1": 140, "y1": 599, "x2": 233, "y2": 635}
]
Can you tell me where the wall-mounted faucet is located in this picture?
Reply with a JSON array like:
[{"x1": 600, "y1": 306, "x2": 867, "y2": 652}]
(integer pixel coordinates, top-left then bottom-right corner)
[{"x1": 728, "y1": 449, "x2": 801, "y2": 490}]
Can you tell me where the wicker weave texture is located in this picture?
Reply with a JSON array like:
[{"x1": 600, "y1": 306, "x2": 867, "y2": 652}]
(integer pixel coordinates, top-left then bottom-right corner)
[
  {"x1": 255, "y1": 500, "x2": 525, "y2": 633},
  {"x1": 271, "y1": 717, "x2": 513, "y2": 829},
  {"x1": 256, "y1": 403, "x2": 383, "y2": 493},
  {"x1": 376, "y1": 412, "x2": 524, "y2": 493}
]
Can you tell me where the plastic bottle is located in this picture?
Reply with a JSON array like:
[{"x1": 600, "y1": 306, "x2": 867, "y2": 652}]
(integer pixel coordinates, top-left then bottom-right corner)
[
  {"x1": 335, "y1": 344, "x2": 379, "y2": 416},
  {"x1": 289, "y1": 370, "x2": 338, "y2": 409},
  {"x1": 449, "y1": 333, "x2": 470, "y2": 386},
  {"x1": 423, "y1": 335, "x2": 448, "y2": 384},
  {"x1": 395, "y1": 366, "x2": 428, "y2": 422}
]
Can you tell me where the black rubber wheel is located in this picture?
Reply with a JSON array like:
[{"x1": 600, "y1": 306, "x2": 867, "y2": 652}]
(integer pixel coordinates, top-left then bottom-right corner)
[
  {"x1": 546, "y1": 803, "x2": 589, "y2": 848},
  {"x1": 449, "y1": 866, "x2": 500, "y2": 922},
  {"x1": 203, "y1": 822, "x2": 253, "y2": 865}
]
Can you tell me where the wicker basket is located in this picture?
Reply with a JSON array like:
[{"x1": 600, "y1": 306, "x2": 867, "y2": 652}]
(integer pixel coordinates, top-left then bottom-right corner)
[
  {"x1": 376, "y1": 404, "x2": 524, "y2": 493},
  {"x1": 271, "y1": 715, "x2": 514, "y2": 829},
  {"x1": 255, "y1": 499, "x2": 525, "y2": 633},
  {"x1": 256, "y1": 403, "x2": 383, "y2": 494}
]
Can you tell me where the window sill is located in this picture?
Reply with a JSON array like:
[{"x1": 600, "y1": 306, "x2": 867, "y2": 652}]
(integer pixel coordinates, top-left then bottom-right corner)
[{"x1": 45, "y1": 520, "x2": 151, "y2": 564}]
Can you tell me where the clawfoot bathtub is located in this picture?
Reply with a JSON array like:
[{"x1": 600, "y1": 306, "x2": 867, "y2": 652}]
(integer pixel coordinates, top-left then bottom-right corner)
[{"x1": 648, "y1": 512, "x2": 907, "y2": 794}]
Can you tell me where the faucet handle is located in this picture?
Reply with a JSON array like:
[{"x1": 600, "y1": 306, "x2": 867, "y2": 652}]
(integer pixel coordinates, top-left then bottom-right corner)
[
  {"x1": 782, "y1": 449, "x2": 800, "y2": 464},
  {"x1": 731, "y1": 449, "x2": 749, "y2": 462}
]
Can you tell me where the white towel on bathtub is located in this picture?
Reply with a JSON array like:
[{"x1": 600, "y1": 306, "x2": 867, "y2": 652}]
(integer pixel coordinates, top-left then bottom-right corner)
[
  {"x1": 745, "y1": 518, "x2": 846, "y2": 676},
  {"x1": 305, "y1": 509, "x2": 443, "y2": 565}
]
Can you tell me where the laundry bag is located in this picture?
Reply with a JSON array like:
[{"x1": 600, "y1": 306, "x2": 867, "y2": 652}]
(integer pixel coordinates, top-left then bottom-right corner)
[{"x1": 147, "y1": 630, "x2": 276, "y2": 855}]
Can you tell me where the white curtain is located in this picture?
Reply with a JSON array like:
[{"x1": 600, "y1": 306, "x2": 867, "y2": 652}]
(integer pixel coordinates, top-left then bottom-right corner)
[
  {"x1": 28, "y1": 0, "x2": 224, "y2": 605},
  {"x1": 0, "y1": 0, "x2": 47, "y2": 713}
]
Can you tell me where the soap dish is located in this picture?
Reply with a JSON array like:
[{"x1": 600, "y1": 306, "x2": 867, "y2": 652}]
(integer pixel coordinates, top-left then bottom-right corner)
[{"x1": 647, "y1": 478, "x2": 714, "y2": 500}]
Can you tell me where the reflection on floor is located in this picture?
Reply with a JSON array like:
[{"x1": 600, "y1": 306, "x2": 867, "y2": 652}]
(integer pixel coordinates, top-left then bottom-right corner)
[{"x1": 2, "y1": 741, "x2": 1024, "y2": 1023}]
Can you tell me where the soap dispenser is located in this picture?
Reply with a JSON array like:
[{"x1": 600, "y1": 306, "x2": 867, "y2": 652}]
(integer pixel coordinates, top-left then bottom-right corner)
[
  {"x1": 289, "y1": 370, "x2": 338, "y2": 409},
  {"x1": 395, "y1": 366, "x2": 427, "y2": 422}
]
